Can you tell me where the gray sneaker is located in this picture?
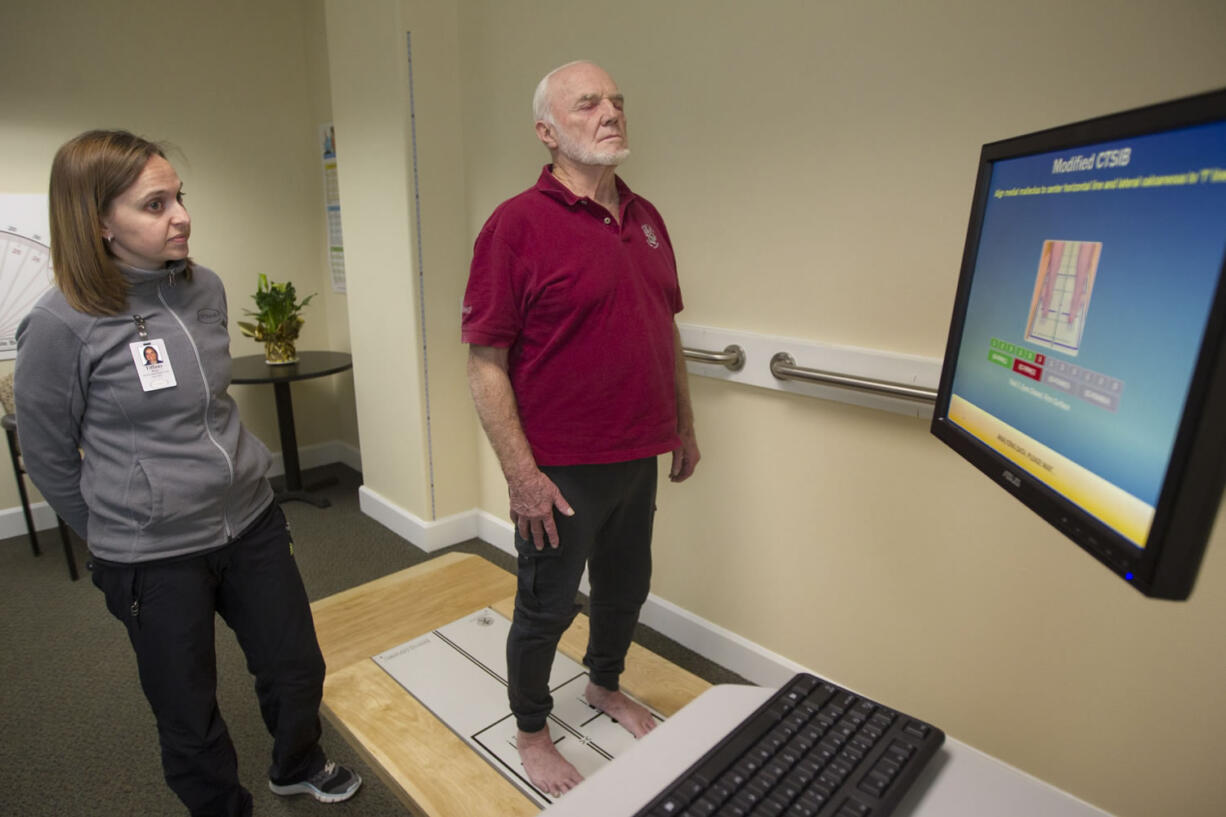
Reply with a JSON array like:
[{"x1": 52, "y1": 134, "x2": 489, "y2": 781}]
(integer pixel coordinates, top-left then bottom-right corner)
[{"x1": 269, "y1": 760, "x2": 362, "y2": 803}]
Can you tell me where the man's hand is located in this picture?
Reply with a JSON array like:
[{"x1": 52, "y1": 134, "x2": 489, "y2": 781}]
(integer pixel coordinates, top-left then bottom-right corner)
[
  {"x1": 508, "y1": 468, "x2": 574, "y2": 549},
  {"x1": 669, "y1": 427, "x2": 700, "y2": 483},
  {"x1": 469, "y1": 345, "x2": 574, "y2": 548}
]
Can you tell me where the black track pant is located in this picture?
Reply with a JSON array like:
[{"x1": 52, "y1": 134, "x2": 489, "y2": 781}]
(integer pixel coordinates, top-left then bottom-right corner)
[
  {"x1": 91, "y1": 503, "x2": 326, "y2": 817},
  {"x1": 506, "y1": 457, "x2": 658, "y2": 733}
]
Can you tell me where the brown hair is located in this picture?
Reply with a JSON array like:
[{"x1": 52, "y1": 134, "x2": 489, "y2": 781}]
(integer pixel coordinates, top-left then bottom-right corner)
[{"x1": 48, "y1": 130, "x2": 191, "y2": 316}]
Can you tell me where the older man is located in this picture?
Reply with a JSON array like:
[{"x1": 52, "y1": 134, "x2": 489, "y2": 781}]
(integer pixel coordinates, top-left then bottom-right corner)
[{"x1": 462, "y1": 60, "x2": 700, "y2": 797}]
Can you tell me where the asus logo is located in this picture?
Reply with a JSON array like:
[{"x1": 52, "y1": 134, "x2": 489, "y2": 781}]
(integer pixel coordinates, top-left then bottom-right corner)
[{"x1": 1001, "y1": 470, "x2": 1022, "y2": 489}]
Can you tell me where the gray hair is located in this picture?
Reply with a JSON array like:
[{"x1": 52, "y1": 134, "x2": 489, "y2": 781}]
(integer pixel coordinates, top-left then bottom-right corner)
[{"x1": 532, "y1": 60, "x2": 591, "y2": 125}]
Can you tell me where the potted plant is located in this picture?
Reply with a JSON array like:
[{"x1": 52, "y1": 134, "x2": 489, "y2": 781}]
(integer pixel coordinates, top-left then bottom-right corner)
[{"x1": 237, "y1": 274, "x2": 315, "y2": 364}]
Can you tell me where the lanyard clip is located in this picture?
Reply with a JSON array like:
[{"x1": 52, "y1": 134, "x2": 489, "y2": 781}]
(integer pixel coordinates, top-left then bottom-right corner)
[{"x1": 133, "y1": 315, "x2": 149, "y2": 340}]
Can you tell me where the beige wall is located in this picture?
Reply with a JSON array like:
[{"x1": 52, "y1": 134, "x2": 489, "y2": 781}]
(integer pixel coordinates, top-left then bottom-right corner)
[
  {"x1": 0, "y1": 0, "x2": 359, "y2": 515},
  {"x1": 443, "y1": 3, "x2": 1224, "y2": 817}
]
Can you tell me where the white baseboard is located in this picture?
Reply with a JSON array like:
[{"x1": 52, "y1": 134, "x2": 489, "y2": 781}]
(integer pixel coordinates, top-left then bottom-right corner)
[
  {"x1": 0, "y1": 501, "x2": 60, "y2": 541},
  {"x1": 358, "y1": 485, "x2": 483, "y2": 552},
  {"x1": 357, "y1": 488, "x2": 798, "y2": 687}
]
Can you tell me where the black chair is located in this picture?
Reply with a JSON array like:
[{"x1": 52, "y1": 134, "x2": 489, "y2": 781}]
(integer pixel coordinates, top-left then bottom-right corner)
[{"x1": 2, "y1": 413, "x2": 79, "y2": 581}]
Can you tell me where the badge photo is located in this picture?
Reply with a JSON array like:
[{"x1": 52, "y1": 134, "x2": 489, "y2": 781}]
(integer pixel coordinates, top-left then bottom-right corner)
[{"x1": 129, "y1": 339, "x2": 177, "y2": 392}]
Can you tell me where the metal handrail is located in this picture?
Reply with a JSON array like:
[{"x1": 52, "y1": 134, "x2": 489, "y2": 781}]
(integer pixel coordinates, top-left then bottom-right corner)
[
  {"x1": 682, "y1": 344, "x2": 746, "y2": 372},
  {"x1": 770, "y1": 352, "x2": 937, "y2": 404}
]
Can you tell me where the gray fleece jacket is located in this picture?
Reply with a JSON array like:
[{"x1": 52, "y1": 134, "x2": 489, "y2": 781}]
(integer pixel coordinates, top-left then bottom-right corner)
[{"x1": 14, "y1": 261, "x2": 274, "y2": 563}]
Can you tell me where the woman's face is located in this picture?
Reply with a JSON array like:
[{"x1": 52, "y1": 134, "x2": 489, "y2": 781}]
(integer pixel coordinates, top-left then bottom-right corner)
[{"x1": 102, "y1": 155, "x2": 191, "y2": 270}]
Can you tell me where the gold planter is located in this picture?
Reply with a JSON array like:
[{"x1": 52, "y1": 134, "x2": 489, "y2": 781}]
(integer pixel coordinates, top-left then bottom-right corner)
[{"x1": 264, "y1": 338, "x2": 298, "y2": 365}]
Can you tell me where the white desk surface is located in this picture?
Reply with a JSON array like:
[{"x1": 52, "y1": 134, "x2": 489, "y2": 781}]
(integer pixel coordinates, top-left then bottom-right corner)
[{"x1": 542, "y1": 684, "x2": 1113, "y2": 817}]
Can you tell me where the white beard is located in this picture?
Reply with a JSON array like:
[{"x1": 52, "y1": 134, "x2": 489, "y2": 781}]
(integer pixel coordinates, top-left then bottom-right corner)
[{"x1": 555, "y1": 127, "x2": 630, "y2": 167}]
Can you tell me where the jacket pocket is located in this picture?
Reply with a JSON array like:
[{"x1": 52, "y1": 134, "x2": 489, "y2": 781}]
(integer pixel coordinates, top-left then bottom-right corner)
[
  {"x1": 131, "y1": 457, "x2": 227, "y2": 530},
  {"x1": 124, "y1": 461, "x2": 154, "y2": 530}
]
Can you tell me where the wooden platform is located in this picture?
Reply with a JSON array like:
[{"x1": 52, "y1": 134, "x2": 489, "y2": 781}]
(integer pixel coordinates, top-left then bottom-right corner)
[{"x1": 311, "y1": 552, "x2": 711, "y2": 816}]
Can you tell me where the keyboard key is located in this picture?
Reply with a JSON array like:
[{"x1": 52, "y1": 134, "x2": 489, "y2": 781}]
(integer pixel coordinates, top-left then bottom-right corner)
[
  {"x1": 800, "y1": 787, "x2": 830, "y2": 814},
  {"x1": 705, "y1": 782, "x2": 733, "y2": 807},
  {"x1": 859, "y1": 770, "x2": 891, "y2": 798},
  {"x1": 886, "y1": 740, "x2": 914, "y2": 762},
  {"x1": 730, "y1": 790, "x2": 759, "y2": 812},
  {"x1": 840, "y1": 746, "x2": 866, "y2": 766},
  {"x1": 818, "y1": 771, "x2": 843, "y2": 790},
  {"x1": 762, "y1": 732, "x2": 788, "y2": 753},
  {"x1": 838, "y1": 692, "x2": 862, "y2": 710},
  {"x1": 790, "y1": 675, "x2": 819, "y2": 694},
  {"x1": 718, "y1": 770, "x2": 744, "y2": 793},
  {"x1": 675, "y1": 777, "x2": 705, "y2": 803},
  {"x1": 789, "y1": 801, "x2": 822, "y2": 817},
  {"x1": 835, "y1": 799, "x2": 873, "y2": 817},
  {"x1": 653, "y1": 794, "x2": 685, "y2": 814},
  {"x1": 764, "y1": 702, "x2": 791, "y2": 721},
  {"x1": 755, "y1": 800, "x2": 785, "y2": 817},
  {"x1": 785, "y1": 711, "x2": 810, "y2": 731},
  {"x1": 775, "y1": 777, "x2": 802, "y2": 802}
]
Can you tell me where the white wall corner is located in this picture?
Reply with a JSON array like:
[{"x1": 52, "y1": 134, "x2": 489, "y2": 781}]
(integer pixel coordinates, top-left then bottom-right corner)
[{"x1": 358, "y1": 485, "x2": 480, "y2": 553}]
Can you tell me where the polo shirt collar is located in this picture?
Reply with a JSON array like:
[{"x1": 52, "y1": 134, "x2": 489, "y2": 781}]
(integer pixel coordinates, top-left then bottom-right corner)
[{"x1": 535, "y1": 164, "x2": 638, "y2": 210}]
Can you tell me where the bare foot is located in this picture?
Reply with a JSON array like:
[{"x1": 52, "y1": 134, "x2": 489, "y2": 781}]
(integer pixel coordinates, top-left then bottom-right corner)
[
  {"x1": 516, "y1": 727, "x2": 584, "y2": 797},
  {"x1": 585, "y1": 681, "x2": 658, "y2": 738}
]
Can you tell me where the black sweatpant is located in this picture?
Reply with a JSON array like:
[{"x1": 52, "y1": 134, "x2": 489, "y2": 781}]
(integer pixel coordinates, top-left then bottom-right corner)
[
  {"x1": 506, "y1": 457, "x2": 658, "y2": 733},
  {"x1": 91, "y1": 502, "x2": 326, "y2": 817}
]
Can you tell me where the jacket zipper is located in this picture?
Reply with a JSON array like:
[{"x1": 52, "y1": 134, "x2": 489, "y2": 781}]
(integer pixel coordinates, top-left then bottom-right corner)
[{"x1": 158, "y1": 285, "x2": 236, "y2": 540}]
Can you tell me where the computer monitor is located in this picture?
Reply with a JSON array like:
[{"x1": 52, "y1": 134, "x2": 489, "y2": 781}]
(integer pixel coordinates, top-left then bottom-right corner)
[{"x1": 931, "y1": 87, "x2": 1226, "y2": 600}]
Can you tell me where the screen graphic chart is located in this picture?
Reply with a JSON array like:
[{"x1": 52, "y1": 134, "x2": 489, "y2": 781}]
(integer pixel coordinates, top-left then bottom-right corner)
[{"x1": 1024, "y1": 239, "x2": 1101, "y2": 356}]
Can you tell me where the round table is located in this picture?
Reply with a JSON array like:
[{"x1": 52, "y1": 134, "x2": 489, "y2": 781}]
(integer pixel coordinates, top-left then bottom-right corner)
[{"x1": 230, "y1": 351, "x2": 353, "y2": 507}]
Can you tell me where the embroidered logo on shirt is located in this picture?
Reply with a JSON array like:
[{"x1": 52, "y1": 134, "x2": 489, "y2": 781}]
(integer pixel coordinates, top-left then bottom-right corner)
[{"x1": 641, "y1": 224, "x2": 660, "y2": 249}]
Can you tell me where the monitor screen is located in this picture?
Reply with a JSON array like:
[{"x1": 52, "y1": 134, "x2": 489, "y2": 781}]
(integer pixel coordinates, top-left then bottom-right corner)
[{"x1": 931, "y1": 88, "x2": 1226, "y2": 600}]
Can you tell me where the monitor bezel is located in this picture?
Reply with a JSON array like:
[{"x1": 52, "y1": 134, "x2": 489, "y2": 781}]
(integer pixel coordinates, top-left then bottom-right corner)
[{"x1": 931, "y1": 87, "x2": 1226, "y2": 600}]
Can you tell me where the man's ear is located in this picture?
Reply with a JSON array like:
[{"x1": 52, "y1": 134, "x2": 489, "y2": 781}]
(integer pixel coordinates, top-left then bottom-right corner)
[{"x1": 535, "y1": 120, "x2": 558, "y2": 149}]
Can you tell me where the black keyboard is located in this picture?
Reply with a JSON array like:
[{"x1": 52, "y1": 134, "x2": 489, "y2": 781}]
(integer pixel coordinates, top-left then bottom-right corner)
[{"x1": 631, "y1": 673, "x2": 944, "y2": 817}]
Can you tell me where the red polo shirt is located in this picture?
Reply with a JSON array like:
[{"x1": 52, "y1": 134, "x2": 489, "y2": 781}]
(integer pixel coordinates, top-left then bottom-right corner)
[{"x1": 462, "y1": 166, "x2": 683, "y2": 466}]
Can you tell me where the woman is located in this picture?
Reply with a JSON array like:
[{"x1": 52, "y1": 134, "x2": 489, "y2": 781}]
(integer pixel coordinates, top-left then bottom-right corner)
[{"x1": 14, "y1": 130, "x2": 360, "y2": 817}]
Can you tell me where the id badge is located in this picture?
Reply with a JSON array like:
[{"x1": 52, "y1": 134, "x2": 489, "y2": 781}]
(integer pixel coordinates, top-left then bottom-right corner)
[{"x1": 130, "y1": 339, "x2": 178, "y2": 391}]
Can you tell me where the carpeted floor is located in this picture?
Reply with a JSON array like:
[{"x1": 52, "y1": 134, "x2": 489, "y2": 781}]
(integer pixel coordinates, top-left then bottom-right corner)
[{"x1": 0, "y1": 464, "x2": 744, "y2": 816}]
